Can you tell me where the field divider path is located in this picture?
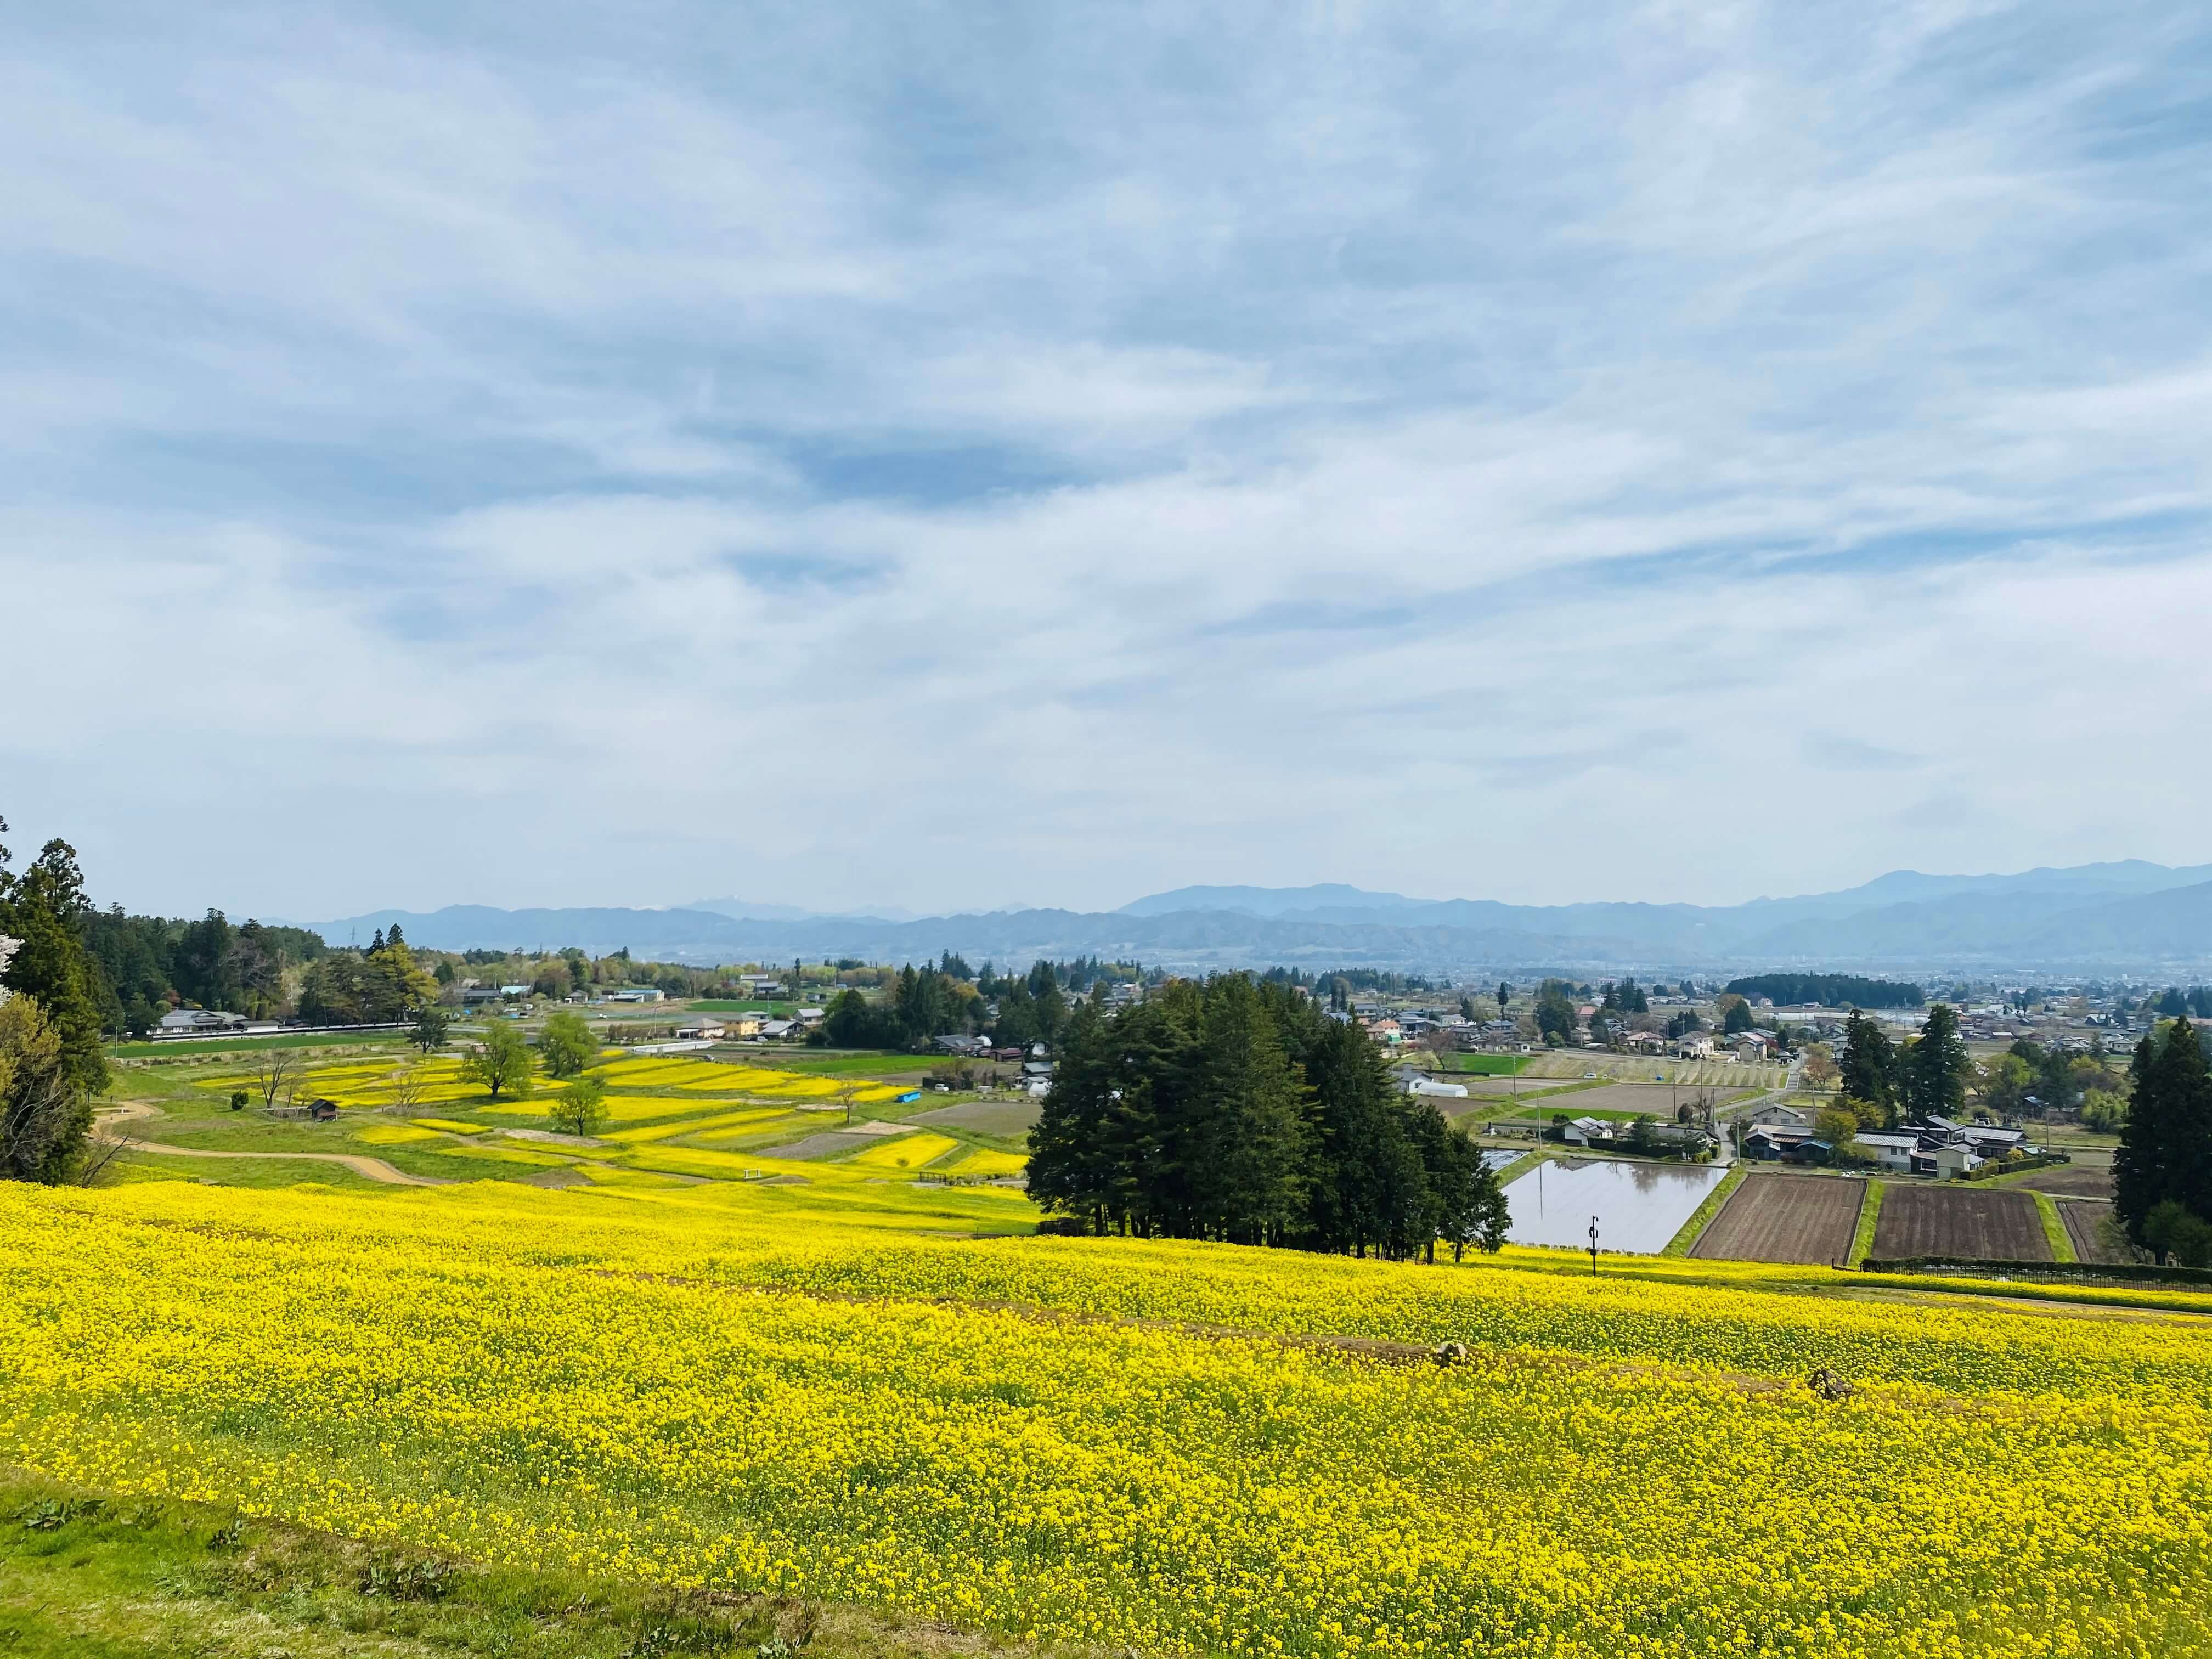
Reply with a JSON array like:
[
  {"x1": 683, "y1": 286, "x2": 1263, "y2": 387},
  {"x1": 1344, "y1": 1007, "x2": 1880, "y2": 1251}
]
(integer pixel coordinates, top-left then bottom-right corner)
[{"x1": 93, "y1": 1100, "x2": 453, "y2": 1187}]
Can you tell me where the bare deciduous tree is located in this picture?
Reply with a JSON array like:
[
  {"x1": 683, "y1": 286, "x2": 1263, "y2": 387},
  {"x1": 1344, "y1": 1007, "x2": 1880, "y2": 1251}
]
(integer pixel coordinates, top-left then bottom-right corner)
[
  {"x1": 384, "y1": 1060, "x2": 430, "y2": 1114},
  {"x1": 251, "y1": 1045, "x2": 304, "y2": 1110}
]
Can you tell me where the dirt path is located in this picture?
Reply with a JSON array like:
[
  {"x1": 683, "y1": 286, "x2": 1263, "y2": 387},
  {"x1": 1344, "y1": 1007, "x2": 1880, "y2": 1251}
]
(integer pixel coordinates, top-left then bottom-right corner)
[
  {"x1": 122, "y1": 1142, "x2": 452, "y2": 1186},
  {"x1": 94, "y1": 1101, "x2": 449, "y2": 1187}
]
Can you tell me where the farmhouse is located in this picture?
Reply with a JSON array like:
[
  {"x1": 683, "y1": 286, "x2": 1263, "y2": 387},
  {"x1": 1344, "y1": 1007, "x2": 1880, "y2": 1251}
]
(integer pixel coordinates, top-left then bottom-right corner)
[
  {"x1": 157, "y1": 1008, "x2": 250, "y2": 1034},
  {"x1": 1854, "y1": 1131, "x2": 1922, "y2": 1172},
  {"x1": 1743, "y1": 1124, "x2": 1815, "y2": 1161},
  {"x1": 1747, "y1": 1103, "x2": 1811, "y2": 1129},
  {"x1": 1561, "y1": 1116, "x2": 1615, "y2": 1147}
]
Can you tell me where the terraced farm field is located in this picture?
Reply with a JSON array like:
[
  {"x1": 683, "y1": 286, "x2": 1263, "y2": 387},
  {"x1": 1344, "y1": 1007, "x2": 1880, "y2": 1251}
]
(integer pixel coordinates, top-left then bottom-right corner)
[
  {"x1": 129, "y1": 1048, "x2": 1021, "y2": 1198},
  {"x1": 2012, "y1": 1164, "x2": 2114, "y2": 1198},
  {"x1": 5, "y1": 1179, "x2": 2210, "y2": 1659},
  {"x1": 1689, "y1": 1173, "x2": 1865, "y2": 1265},
  {"x1": 2059, "y1": 1198, "x2": 2135, "y2": 1265},
  {"x1": 1871, "y1": 1184, "x2": 2052, "y2": 1261}
]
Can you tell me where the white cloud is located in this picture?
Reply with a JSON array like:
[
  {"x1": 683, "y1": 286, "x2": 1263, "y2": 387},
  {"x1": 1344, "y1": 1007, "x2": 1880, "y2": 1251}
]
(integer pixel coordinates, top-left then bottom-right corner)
[{"x1": 4, "y1": 2, "x2": 2210, "y2": 921}]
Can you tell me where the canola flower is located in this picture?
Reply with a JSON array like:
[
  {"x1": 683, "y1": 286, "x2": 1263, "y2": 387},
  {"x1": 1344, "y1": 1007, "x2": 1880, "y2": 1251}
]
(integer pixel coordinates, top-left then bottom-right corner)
[{"x1": 2, "y1": 1180, "x2": 2208, "y2": 1658}]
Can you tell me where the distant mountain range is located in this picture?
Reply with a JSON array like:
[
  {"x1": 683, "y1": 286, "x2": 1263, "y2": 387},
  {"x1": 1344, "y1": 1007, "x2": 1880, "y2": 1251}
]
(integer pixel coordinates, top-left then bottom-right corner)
[{"x1": 304, "y1": 860, "x2": 2212, "y2": 974}]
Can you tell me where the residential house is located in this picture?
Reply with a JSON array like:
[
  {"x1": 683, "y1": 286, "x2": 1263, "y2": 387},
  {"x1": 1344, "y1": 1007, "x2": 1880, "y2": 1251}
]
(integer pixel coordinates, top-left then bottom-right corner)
[
  {"x1": 157, "y1": 1008, "x2": 249, "y2": 1035},
  {"x1": 1747, "y1": 1103, "x2": 1812, "y2": 1128},
  {"x1": 1911, "y1": 1142, "x2": 1977, "y2": 1178},
  {"x1": 1743, "y1": 1124, "x2": 1816, "y2": 1161},
  {"x1": 1853, "y1": 1131, "x2": 1921, "y2": 1172},
  {"x1": 1561, "y1": 1116, "x2": 1616, "y2": 1147},
  {"x1": 1675, "y1": 1035, "x2": 1715, "y2": 1059}
]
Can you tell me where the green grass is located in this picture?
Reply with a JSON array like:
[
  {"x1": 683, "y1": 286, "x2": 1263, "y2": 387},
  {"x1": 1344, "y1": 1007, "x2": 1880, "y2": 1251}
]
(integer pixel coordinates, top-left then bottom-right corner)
[
  {"x1": 0, "y1": 1466, "x2": 963, "y2": 1659},
  {"x1": 1848, "y1": 1181, "x2": 1884, "y2": 1267},
  {"x1": 103, "y1": 1153, "x2": 387, "y2": 1193},
  {"x1": 684, "y1": 1000, "x2": 794, "y2": 1015},
  {"x1": 1661, "y1": 1164, "x2": 1748, "y2": 1257},
  {"x1": 107, "y1": 1031, "x2": 413, "y2": 1059},
  {"x1": 2033, "y1": 1190, "x2": 2078, "y2": 1263},
  {"x1": 743, "y1": 1051, "x2": 933, "y2": 1076},
  {"x1": 1441, "y1": 1053, "x2": 1530, "y2": 1075}
]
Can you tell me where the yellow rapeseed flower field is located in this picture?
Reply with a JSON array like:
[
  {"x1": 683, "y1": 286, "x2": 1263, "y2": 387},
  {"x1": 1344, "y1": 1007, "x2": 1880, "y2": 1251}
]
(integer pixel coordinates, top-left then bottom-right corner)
[
  {"x1": 3, "y1": 1179, "x2": 2207, "y2": 1659},
  {"x1": 846, "y1": 1131, "x2": 959, "y2": 1169}
]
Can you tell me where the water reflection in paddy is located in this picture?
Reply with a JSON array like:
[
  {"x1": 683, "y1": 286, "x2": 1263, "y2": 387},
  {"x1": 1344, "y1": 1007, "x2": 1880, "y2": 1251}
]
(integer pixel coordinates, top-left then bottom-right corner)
[{"x1": 1503, "y1": 1156, "x2": 1731, "y2": 1254}]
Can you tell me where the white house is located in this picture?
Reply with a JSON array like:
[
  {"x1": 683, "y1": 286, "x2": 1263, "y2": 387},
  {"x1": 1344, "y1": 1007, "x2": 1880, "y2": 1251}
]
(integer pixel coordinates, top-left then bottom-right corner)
[
  {"x1": 1561, "y1": 1116, "x2": 1615, "y2": 1146},
  {"x1": 1854, "y1": 1131, "x2": 1921, "y2": 1172}
]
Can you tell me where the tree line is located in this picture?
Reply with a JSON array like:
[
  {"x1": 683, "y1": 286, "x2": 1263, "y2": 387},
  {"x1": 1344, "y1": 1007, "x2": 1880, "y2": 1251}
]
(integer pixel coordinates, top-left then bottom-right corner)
[
  {"x1": 1029, "y1": 975, "x2": 1510, "y2": 1260},
  {"x1": 1724, "y1": 973, "x2": 1924, "y2": 1009},
  {"x1": 818, "y1": 961, "x2": 1075, "y2": 1052},
  {"x1": 81, "y1": 909, "x2": 329, "y2": 1033}
]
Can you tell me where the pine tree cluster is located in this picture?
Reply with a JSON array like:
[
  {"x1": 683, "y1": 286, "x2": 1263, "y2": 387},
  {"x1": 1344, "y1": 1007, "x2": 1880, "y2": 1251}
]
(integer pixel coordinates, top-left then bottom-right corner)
[{"x1": 1029, "y1": 975, "x2": 1510, "y2": 1260}]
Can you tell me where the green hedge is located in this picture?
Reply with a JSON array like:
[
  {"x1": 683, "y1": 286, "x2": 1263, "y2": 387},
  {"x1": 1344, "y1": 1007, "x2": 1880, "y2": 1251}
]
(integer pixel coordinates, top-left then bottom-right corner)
[{"x1": 1861, "y1": 1255, "x2": 2212, "y2": 1287}]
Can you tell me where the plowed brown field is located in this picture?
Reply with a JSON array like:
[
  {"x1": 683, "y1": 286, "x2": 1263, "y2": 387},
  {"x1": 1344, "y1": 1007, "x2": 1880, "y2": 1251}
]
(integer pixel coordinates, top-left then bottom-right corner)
[
  {"x1": 2060, "y1": 1199, "x2": 2135, "y2": 1265},
  {"x1": 1689, "y1": 1174, "x2": 1865, "y2": 1265},
  {"x1": 1872, "y1": 1184, "x2": 2051, "y2": 1261}
]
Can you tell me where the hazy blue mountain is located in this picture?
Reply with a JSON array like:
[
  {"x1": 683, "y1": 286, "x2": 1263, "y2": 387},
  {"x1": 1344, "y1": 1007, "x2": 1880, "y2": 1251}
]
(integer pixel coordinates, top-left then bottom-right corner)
[
  {"x1": 310, "y1": 860, "x2": 2212, "y2": 970},
  {"x1": 1117, "y1": 884, "x2": 1433, "y2": 918},
  {"x1": 682, "y1": 898, "x2": 826, "y2": 922},
  {"x1": 309, "y1": 906, "x2": 754, "y2": 955},
  {"x1": 686, "y1": 896, "x2": 923, "y2": 923}
]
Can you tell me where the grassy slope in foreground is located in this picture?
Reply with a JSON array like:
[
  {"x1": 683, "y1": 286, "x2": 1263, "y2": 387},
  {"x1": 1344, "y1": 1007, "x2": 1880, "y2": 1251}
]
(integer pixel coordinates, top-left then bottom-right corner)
[
  {"x1": 0, "y1": 1468, "x2": 986, "y2": 1659},
  {"x1": 3, "y1": 1180, "x2": 2210, "y2": 1659}
]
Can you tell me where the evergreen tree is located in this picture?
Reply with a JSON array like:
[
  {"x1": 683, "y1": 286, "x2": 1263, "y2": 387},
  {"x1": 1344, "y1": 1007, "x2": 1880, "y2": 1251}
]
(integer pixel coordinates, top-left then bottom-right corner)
[
  {"x1": 0, "y1": 994, "x2": 91, "y2": 1185},
  {"x1": 2114, "y1": 1018, "x2": 2212, "y2": 1249},
  {"x1": 0, "y1": 830, "x2": 108, "y2": 1099},
  {"x1": 1534, "y1": 980, "x2": 1577, "y2": 1046},
  {"x1": 1838, "y1": 1011, "x2": 1898, "y2": 1126},
  {"x1": 1028, "y1": 974, "x2": 1510, "y2": 1261},
  {"x1": 1901, "y1": 1004, "x2": 1970, "y2": 1122}
]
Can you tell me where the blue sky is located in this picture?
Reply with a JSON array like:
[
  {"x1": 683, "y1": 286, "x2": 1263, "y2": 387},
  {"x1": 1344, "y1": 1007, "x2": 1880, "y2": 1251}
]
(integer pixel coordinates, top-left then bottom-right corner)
[{"x1": 7, "y1": 2, "x2": 2212, "y2": 920}]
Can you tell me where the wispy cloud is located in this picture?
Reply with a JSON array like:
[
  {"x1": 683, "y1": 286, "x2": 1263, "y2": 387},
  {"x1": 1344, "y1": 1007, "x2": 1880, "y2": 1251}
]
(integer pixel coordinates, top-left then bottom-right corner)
[{"x1": 4, "y1": 2, "x2": 2210, "y2": 917}]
